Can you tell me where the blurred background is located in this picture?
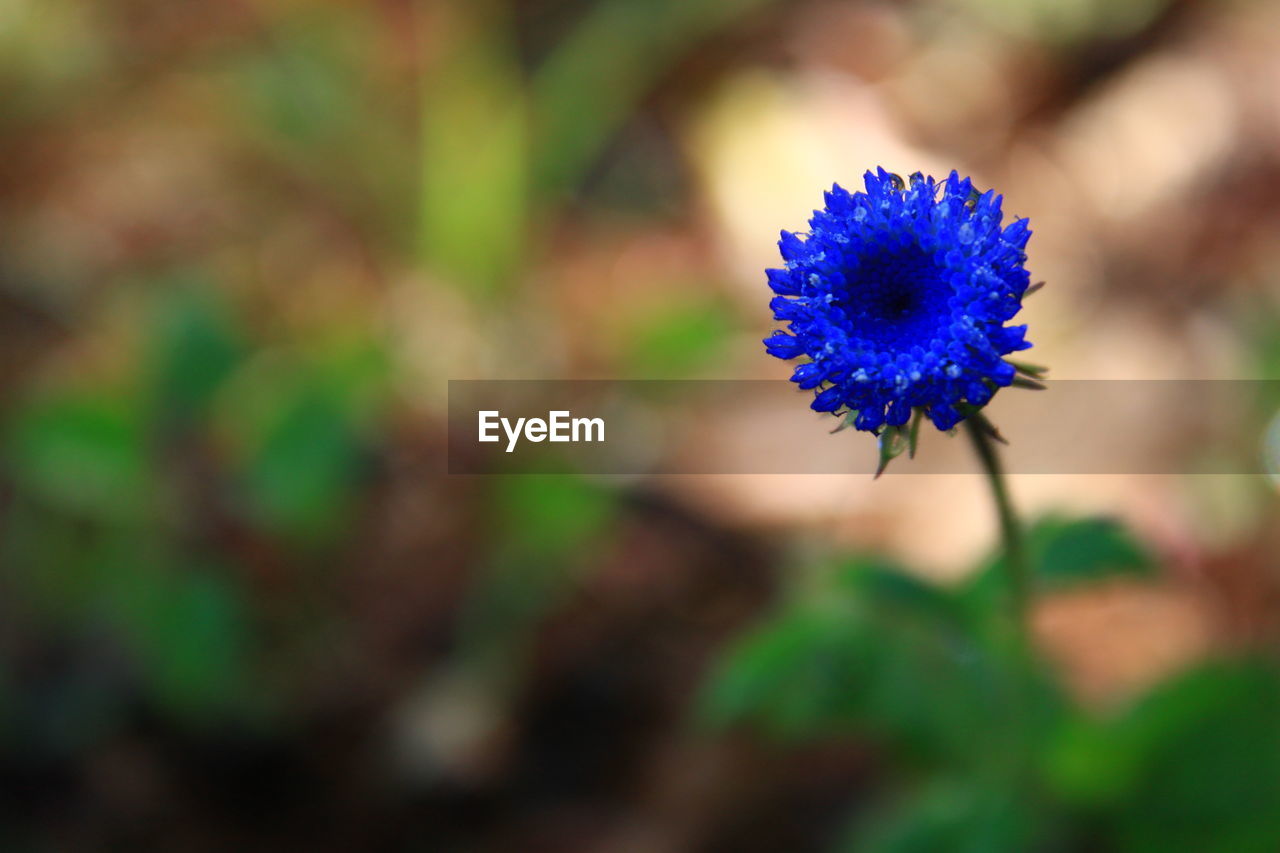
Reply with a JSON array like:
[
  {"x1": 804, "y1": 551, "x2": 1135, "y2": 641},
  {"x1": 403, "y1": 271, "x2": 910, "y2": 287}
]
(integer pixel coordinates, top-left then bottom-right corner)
[{"x1": 6, "y1": 0, "x2": 1280, "y2": 850}]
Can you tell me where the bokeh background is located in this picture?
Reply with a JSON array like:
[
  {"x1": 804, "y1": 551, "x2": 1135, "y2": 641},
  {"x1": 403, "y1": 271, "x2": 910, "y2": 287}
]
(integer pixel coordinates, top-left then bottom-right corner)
[{"x1": 6, "y1": 0, "x2": 1280, "y2": 850}]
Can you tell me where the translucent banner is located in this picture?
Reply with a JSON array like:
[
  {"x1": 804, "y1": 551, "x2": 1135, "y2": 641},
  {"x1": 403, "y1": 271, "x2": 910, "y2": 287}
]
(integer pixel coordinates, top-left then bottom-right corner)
[{"x1": 447, "y1": 380, "x2": 1280, "y2": 475}]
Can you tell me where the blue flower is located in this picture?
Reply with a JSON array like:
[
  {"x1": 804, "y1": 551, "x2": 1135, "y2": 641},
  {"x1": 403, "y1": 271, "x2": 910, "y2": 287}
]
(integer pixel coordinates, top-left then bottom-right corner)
[{"x1": 763, "y1": 168, "x2": 1033, "y2": 433}]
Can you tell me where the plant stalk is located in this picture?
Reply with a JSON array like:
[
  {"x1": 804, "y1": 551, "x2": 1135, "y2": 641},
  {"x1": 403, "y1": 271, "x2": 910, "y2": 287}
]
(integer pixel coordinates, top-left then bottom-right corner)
[{"x1": 964, "y1": 414, "x2": 1030, "y2": 627}]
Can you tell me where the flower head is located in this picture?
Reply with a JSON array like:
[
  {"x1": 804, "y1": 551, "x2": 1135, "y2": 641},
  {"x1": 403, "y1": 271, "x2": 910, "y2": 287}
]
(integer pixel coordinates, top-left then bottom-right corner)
[{"x1": 764, "y1": 168, "x2": 1033, "y2": 432}]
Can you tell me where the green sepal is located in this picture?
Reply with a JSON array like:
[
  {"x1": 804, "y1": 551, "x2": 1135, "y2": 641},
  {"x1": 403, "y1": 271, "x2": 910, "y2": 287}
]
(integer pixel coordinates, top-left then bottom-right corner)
[
  {"x1": 829, "y1": 409, "x2": 859, "y2": 434},
  {"x1": 954, "y1": 405, "x2": 1008, "y2": 445},
  {"x1": 875, "y1": 424, "x2": 910, "y2": 478},
  {"x1": 908, "y1": 408, "x2": 924, "y2": 459},
  {"x1": 1009, "y1": 359, "x2": 1048, "y2": 378}
]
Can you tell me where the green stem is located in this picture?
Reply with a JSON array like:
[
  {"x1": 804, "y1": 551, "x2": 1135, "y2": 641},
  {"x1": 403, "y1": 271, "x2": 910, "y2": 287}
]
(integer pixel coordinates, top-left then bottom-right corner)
[
  {"x1": 964, "y1": 414, "x2": 1030, "y2": 627},
  {"x1": 965, "y1": 414, "x2": 1037, "y2": 778}
]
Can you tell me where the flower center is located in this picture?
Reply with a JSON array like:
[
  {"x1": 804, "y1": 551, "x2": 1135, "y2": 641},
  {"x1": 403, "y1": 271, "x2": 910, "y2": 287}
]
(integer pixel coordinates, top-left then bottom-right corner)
[
  {"x1": 870, "y1": 285, "x2": 921, "y2": 321},
  {"x1": 835, "y1": 246, "x2": 951, "y2": 350}
]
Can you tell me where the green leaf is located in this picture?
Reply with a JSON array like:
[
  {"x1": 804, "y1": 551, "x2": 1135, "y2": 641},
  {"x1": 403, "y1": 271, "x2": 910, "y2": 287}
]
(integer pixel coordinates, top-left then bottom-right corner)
[
  {"x1": 494, "y1": 475, "x2": 616, "y2": 561},
  {"x1": 847, "y1": 779, "x2": 1047, "y2": 853},
  {"x1": 619, "y1": 297, "x2": 733, "y2": 378},
  {"x1": 239, "y1": 388, "x2": 363, "y2": 543},
  {"x1": 419, "y1": 4, "x2": 527, "y2": 295},
  {"x1": 530, "y1": 0, "x2": 784, "y2": 197},
  {"x1": 240, "y1": 35, "x2": 356, "y2": 145},
  {"x1": 967, "y1": 516, "x2": 1153, "y2": 609},
  {"x1": 212, "y1": 338, "x2": 388, "y2": 547},
  {"x1": 147, "y1": 279, "x2": 244, "y2": 423},
  {"x1": 4, "y1": 391, "x2": 150, "y2": 520},
  {"x1": 450, "y1": 476, "x2": 618, "y2": 678},
  {"x1": 6, "y1": 512, "x2": 258, "y2": 725},
  {"x1": 117, "y1": 566, "x2": 252, "y2": 721},
  {"x1": 1046, "y1": 659, "x2": 1280, "y2": 851},
  {"x1": 699, "y1": 557, "x2": 1060, "y2": 762},
  {"x1": 1043, "y1": 715, "x2": 1141, "y2": 807},
  {"x1": 1112, "y1": 660, "x2": 1280, "y2": 853},
  {"x1": 1031, "y1": 516, "x2": 1153, "y2": 586},
  {"x1": 699, "y1": 601, "x2": 869, "y2": 738}
]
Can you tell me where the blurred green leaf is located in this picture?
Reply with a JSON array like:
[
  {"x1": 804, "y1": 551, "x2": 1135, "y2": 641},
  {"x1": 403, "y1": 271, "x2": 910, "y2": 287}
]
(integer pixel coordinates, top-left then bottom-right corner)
[
  {"x1": 453, "y1": 476, "x2": 617, "y2": 681},
  {"x1": 4, "y1": 391, "x2": 150, "y2": 520},
  {"x1": 229, "y1": 7, "x2": 413, "y2": 243},
  {"x1": 700, "y1": 602, "x2": 866, "y2": 738},
  {"x1": 619, "y1": 296, "x2": 733, "y2": 378},
  {"x1": 3, "y1": 509, "x2": 257, "y2": 726},
  {"x1": 0, "y1": 0, "x2": 107, "y2": 125},
  {"x1": 1114, "y1": 660, "x2": 1280, "y2": 853},
  {"x1": 239, "y1": 388, "x2": 363, "y2": 543},
  {"x1": 147, "y1": 280, "x2": 245, "y2": 424},
  {"x1": 113, "y1": 564, "x2": 252, "y2": 721},
  {"x1": 531, "y1": 0, "x2": 781, "y2": 196},
  {"x1": 232, "y1": 6, "x2": 386, "y2": 146},
  {"x1": 700, "y1": 557, "x2": 1060, "y2": 762},
  {"x1": 967, "y1": 517, "x2": 1153, "y2": 611},
  {"x1": 240, "y1": 40, "x2": 356, "y2": 145},
  {"x1": 420, "y1": 0, "x2": 786, "y2": 292},
  {"x1": 213, "y1": 336, "x2": 388, "y2": 546},
  {"x1": 419, "y1": 4, "x2": 527, "y2": 295},
  {"x1": 1046, "y1": 659, "x2": 1280, "y2": 852},
  {"x1": 2, "y1": 500, "x2": 112, "y2": 617},
  {"x1": 1043, "y1": 715, "x2": 1140, "y2": 807},
  {"x1": 848, "y1": 779, "x2": 1046, "y2": 853},
  {"x1": 306, "y1": 334, "x2": 393, "y2": 425},
  {"x1": 1246, "y1": 303, "x2": 1280, "y2": 413},
  {"x1": 494, "y1": 475, "x2": 616, "y2": 561},
  {"x1": 1028, "y1": 517, "x2": 1153, "y2": 586}
]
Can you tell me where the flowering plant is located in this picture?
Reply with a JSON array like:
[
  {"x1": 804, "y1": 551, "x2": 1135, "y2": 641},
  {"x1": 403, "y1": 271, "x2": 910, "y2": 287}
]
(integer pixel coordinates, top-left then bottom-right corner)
[
  {"x1": 764, "y1": 169, "x2": 1040, "y2": 443},
  {"x1": 763, "y1": 167, "x2": 1049, "y2": 609}
]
